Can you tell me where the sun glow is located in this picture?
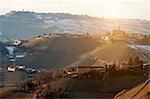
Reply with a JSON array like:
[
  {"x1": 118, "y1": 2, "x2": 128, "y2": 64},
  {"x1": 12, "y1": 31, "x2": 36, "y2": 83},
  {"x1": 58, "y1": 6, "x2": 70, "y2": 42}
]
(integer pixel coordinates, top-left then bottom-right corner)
[
  {"x1": 101, "y1": 3, "x2": 123, "y2": 18},
  {"x1": 0, "y1": 0, "x2": 149, "y2": 19}
]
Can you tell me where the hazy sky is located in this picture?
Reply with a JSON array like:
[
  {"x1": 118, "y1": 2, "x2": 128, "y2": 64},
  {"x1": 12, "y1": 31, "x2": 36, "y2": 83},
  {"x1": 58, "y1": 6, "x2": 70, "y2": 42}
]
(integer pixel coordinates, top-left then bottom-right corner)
[{"x1": 0, "y1": 0, "x2": 150, "y2": 20}]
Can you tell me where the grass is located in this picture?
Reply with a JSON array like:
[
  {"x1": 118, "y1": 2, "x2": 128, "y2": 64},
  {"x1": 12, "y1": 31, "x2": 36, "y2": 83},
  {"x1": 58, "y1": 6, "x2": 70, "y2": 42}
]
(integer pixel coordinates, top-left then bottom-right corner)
[
  {"x1": 2, "y1": 92, "x2": 33, "y2": 99},
  {"x1": 0, "y1": 87, "x2": 17, "y2": 98}
]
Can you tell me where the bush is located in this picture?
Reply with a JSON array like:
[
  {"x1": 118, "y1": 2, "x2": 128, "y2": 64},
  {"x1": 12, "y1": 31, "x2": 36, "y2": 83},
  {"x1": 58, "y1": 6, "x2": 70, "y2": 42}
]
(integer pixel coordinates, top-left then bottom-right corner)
[
  {"x1": 127, "y1": 56, "x2": 133, "y2": 65},
  {"x1": 134, "y1": 56, "x2": 141, "y2": 65},
  {"x1": 18, "y1": 80, "x2": 38, "y2": 92},
  {"x1": 34, "y1": 85, "x2": 66, "y2": 98}
]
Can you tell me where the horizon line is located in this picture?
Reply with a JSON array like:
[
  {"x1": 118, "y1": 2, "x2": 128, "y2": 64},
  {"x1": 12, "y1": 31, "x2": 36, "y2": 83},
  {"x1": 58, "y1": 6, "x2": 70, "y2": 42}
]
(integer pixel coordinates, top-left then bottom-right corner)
[{"x1": 0, "y1": 10, "x2": 150, "y2": 21}]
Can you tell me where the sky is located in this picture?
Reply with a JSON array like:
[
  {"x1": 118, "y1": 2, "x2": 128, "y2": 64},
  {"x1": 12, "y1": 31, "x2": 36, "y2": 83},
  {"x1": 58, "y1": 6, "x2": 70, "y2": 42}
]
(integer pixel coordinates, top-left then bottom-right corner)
[{"x1": 0, "y1": 0, "x2": 150, "y2": 20}]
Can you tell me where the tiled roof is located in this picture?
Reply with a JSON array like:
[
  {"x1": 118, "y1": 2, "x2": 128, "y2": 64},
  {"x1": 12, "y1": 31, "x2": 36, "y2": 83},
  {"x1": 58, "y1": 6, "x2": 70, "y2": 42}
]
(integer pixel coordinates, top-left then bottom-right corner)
[{"x1": 114, "y1": 78, "x2": 150, "y2": 99}]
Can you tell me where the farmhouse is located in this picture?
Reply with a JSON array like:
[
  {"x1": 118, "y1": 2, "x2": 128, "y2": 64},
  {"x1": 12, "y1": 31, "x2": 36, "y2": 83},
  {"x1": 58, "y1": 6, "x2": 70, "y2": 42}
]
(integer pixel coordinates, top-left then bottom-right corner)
[
  {"x1": 66, "y1": 66, "x2": 104, "y2": 75},
  {"x1": 66, "y1": 67, "x2": 77, "y2": 75},
  {"x1": 77, "y1": 66, "x2": 103, "y2": 74}
]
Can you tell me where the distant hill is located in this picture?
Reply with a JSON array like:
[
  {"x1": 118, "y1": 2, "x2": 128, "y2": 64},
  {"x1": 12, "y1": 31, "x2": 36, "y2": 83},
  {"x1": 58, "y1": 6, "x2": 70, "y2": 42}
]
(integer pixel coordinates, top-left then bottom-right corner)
[{"x1": 0, "y1": 11, "x2": 150, "y2": 40}]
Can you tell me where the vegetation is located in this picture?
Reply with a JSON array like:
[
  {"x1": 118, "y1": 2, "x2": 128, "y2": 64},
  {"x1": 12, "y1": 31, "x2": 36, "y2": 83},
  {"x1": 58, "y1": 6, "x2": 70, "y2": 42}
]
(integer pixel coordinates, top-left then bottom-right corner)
[
  {"x1": 134, "y1": 56, "x2": 141, "y2": 65},
  {"x1": 0, "y1": 87, "x2": 17, "y2": 98},
  {"x1": 127, "y1": 57, "x2": 133, "y2": 65},
  {"x1": 34, "y1": 84, "x2": 66, "y2": 98},
  {"x1": 127, "y1": 56, "x2": 143, "y2": 67},
  {"x1": 75, "y1": 70, "x2": 104, "y2": 79},
  {"x1": 17, "y1": 71, "x2": 67, "y2": 98},
  {"x1": 18, "y1": 72, "x2": 53, "y2": 92}
]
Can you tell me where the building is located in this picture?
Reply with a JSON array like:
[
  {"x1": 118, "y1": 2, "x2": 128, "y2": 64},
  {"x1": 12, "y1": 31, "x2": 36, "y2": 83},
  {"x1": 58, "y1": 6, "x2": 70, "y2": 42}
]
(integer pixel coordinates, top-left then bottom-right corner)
[
  {"x1": 100, "y1": 26, "x2": 129, "y2": 43},
  {"x1": 16, "y1": 65, "x2": 25, "y2": 69},
  {"x1": 66, "y1": 66, "x2": 77, "y2": 75},
  {"x1": 8, "y1": 66, "x2": 16, "y2": 72},
  {"x1": 68, "y1": 66, "x2": 104, "y2": 74},
  {"x1": 77, "y1": 66, "x2": 104, "y2": 74},
  {"x1": 110, "y1": 26, "x2": 127, "y2": 39},
  {"x1": 119, "y1": 63, "x2": 129, "y2": 70},
  {"x1": 66, "y1": 66, "x2": 104, "y2": 75},
  {"x1": 76, "y1": 66, "x2": 91, "y2": 74},
  {"x1": 13, "y1": 39, "x2": 28, "y2": 46},
  {"x1": 114, "y1": 78, "x2": 150, "y2": 99}
]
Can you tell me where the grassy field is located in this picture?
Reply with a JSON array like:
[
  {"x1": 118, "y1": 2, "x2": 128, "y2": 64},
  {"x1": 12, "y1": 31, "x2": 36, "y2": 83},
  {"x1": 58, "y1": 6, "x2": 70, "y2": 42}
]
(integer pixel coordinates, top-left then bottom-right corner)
[
  {"x1": 1, "y1": 92, "x2": 33, "y2": 99},
  {"x1": 0, "y1": 86, "x2": 33, "y2": 99},
  {"x1": 0, "y1": 87, "x2": 17, "y2": 98}
]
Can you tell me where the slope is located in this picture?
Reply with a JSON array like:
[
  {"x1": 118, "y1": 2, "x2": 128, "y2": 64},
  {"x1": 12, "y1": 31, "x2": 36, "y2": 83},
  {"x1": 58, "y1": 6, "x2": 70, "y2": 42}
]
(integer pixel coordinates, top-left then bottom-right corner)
[
  {"x1": 89, "y1": 42, "x2": 149, "y2": 63},
  {"x1": 21, "y1": 36, "x2": 100, "y2": 69},
  {"x1": 0, "y1": 11, "x2": 150, "y2": 40}
]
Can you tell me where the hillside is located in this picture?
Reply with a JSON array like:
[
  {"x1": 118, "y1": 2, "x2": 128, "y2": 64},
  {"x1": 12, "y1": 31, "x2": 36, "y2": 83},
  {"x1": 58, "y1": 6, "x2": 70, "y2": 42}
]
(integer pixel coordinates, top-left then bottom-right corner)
[
  {"x1": 70, "y1": 42, "x2": 150, "y2": 66},
  {"x1": 1, "y1": 68, "x2": 147, "y2": 99},
  {"x1": 89, "y1": 42, "x2": 149, "y2": 63},
  {"x1": 0, "y1": 11, "x2": 150, "y2": 40},
  {"x1": 21, "y1": 36, "x2": 100, "y2": 69},
  {"x1": 20, "y1": 37, "x2": 150, "y2": 69}
]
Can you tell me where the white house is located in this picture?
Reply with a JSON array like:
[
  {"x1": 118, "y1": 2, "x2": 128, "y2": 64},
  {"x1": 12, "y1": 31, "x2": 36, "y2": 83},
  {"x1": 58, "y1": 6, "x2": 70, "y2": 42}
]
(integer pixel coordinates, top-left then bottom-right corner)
[
  {"x1": 8, "y1": 67, "x2": 16, "y2": 72},
  {"x1": 13, "y1": 39, "x2": 21, "y2": 46}
]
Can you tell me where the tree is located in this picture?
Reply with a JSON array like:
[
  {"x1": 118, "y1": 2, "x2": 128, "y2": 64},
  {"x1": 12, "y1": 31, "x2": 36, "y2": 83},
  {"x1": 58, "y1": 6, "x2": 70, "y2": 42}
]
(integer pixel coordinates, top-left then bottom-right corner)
[
  {"x1": 114, "y1": 59, "x2": 120, "y2": 69},
  {"x1": 127, "y1": 57, "x2": 133, "y2": 65},
  {"x1": 134, "y1": 56, "x2": 141, "y2": 65},
  {"x1": 19, "y1": 80, "x2": 38, "y2": 92},
  {"x1": 139, "y1": 60, "x2": 143, "y2": 68}
]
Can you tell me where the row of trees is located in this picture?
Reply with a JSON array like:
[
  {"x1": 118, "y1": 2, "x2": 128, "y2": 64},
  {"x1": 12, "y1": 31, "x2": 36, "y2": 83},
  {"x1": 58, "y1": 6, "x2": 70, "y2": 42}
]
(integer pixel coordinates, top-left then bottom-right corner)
[{"x1": 127, "y1": 56, "x2": 143, "y2": 67}]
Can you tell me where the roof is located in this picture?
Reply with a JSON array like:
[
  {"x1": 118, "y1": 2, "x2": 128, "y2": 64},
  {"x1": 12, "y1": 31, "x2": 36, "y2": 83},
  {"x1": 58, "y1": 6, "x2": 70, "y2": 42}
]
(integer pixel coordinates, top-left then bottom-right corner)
[
  {"x1": 114, "y1": 78, "x2": 150, "y2": 99},
  {"x1": 77, "y1": 66, "x2": 104, "y2": 68}
]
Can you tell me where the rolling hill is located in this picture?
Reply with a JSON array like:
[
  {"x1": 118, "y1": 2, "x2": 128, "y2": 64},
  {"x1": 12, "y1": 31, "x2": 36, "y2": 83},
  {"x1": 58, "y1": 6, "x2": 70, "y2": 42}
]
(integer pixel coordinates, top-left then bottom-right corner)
[
  {"x1": 19, "y1": 35, "x2": 150, "y2": 69},
  {"x1": 89, "y1": 42, "x2": 150, "y2": 62},
  {"x1": 0, "y1": 11, "x2": 150, "y2": 40},
  {"x1": 68, "y1": 42, "x2": 150, "y2": 66},
  {"x1": 21, "y1": 36, "x2": 100, "y2": 69}
]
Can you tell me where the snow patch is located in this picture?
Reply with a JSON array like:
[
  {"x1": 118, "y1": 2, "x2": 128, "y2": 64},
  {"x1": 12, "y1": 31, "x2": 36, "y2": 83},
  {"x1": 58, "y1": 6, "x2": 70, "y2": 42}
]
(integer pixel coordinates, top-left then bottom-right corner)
[
  {"x1": 5, "y1": 46, "x2": 15, "y2": 55},
  {"x1": 128, "y1": 44, "x2": 138, "y2": 50},
  {"x1": 129, "y1": 44, "x2": 150, "y2": 51},
  {"x1": 34, "y1": 14, "x2": 43, "y2": 20},
  {"x1": 135, "y1": 45, "x2": 150, "y2": 51}
]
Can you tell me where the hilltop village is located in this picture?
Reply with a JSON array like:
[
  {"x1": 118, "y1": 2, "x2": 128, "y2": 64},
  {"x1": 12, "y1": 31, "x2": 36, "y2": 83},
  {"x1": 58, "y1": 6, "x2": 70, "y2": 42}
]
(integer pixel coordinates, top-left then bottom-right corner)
[{"x1": 0, "y1": 27, "x2": 150, "y2": 99}]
